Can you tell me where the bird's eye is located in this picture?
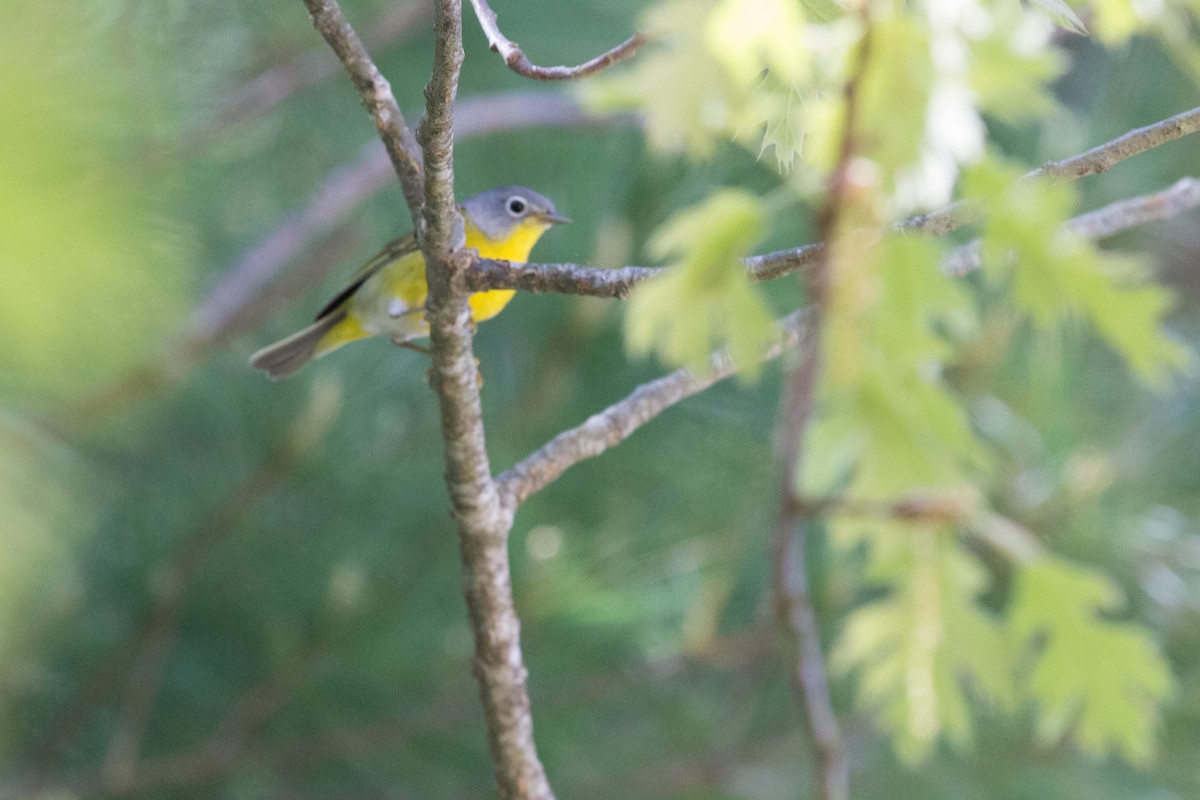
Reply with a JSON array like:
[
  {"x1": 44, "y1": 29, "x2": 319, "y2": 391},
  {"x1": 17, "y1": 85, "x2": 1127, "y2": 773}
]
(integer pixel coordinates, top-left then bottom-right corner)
[{"x1": 506, "y1": 196, "x2": 528, "y2": 216}]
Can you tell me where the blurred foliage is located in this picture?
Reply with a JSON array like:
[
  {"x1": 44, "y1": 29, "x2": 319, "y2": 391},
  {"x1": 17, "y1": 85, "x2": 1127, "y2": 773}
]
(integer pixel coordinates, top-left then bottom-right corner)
[
  {"x1": 2, "y1": 0, "x2": 1200, "y2": 798},
  {"x1": 0, "y1": 5, "x2": 188, "y2": 402},
  {"x1": 625, "y1": 188, "x2": 776, "y2": 375}
]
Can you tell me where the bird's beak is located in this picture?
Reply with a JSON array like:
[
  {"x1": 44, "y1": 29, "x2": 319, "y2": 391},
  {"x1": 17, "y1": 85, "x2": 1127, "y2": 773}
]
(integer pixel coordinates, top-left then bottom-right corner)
[{"x1": 538, "y1": 210, "x2": 571, "y2": 225}]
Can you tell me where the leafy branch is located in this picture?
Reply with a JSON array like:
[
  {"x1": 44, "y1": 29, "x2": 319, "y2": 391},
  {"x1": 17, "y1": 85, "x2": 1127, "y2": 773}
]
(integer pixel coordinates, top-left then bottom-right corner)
[
  {"x1": 466, "y1": 175, "x2": 1200, "y2": 298},
  {"x1": 496, "y1": 310, "x2": 809, "y2": 510},
  {"x1": 464, "y1": 106, "x2": 1200, "y2": 299},
  {"x1": 463, "y1": 175, "x2": 1200, "y2": 297}
]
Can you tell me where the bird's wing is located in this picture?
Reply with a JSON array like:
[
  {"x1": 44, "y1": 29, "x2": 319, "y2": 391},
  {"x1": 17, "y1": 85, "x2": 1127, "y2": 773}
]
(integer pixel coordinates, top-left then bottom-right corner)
[{"x1": 313, "y1": 232, "x2": 420, "y2": 321}]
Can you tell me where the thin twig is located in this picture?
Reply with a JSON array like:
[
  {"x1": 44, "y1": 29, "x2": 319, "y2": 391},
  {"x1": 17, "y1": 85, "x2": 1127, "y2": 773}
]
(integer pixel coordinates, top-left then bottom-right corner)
[
  {"x1": 1036, "y1": 106, "x2": 1200, "y2": 179},
  {"x1": 471, "y1": 172, "x2": 1200, "y2": 296},
  {"x1": 904, "y1": 105, "x2": 1200, "y2": 236},
  {"x1": 792, "y1": 493, "x2": 974, "y2": 523},
  {"x1": 416, "y1": 1, "x2": 556, "y2": 798},
  {"x1": 203, "y1": 1, "x2": 432, "y2": 139},
  {"x1": 468, "y1": 0, "x2": 651, "y2": 80},
  {"x1": 301, "y1": 0, "x2": 426, "y2": 216},
  {"x1": 100, "y1": 647, "x2": 321, "y2": 795},
  {"x1": 495, "y1": 310, "x2": 809, "y2": 510},
  {"x1": 768, "y1": 13, "x2": 881, "y2": 800},
  {"x1": 943, "y1": 176, "x2": 1200, "y2": 275}
]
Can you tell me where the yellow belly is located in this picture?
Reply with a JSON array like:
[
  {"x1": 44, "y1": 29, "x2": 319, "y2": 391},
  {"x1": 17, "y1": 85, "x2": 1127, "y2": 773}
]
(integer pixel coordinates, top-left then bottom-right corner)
[
  {"x1": 468, "y1": 288, "x2": 516, "y2": 323},
  {"x1": 317, "y1": 217, "x2": 547, "y2": 354}
]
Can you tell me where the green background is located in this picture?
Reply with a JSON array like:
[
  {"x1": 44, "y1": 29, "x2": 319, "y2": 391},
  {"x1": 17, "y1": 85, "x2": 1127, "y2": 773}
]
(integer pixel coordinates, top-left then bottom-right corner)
[{"x1": 2, "y1": 1, "x2": 1199, "y2": 797}]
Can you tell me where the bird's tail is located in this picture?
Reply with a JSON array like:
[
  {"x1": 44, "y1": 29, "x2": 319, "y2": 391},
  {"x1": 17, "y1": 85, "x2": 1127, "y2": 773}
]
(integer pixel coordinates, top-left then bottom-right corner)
[{"x1": 250, "y1": 311, "x2": 358, "y2": 380}]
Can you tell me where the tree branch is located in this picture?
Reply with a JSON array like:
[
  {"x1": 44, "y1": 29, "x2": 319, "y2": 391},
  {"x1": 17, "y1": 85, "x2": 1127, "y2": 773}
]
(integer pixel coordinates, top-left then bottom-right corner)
[
  {"x1": 943, "y1": 176, "x2": 1200, "y2": 275},
  {"x1": 472, "y1": 172, "x2": 1200, "y2": 297},
  {"x1": 1064, "y1": 175, "x2": 1200, "y2": 238},
  {"x1": 467, "y1": 0, "x2": 651, "y2": 81},
  {"x1": 461, "y1": 247, "x2": 827, "y2": 297},
  {"x1": 301, "y1": 0, "x2": 426, "y2": 216},
  {"x1": 767, "y1": 13, "x2": 876, "y2": 797},
  {"x1": 415, "y1": 2, "x2": 555, "y2": 798},
  {"x1": 1036, "y1": 106, "x2": 1200, "y2": 179},
  {"x1": 467, "y1": 258, "x2": 657, "y2": 298},
  {"x1": 467, "y1": 106, "x2": 1200, "y2": 297},
  {"x1": 99, "y1": 646, "x2": 320, "y2": 795},
  {"x1": 204, "y1": 1, "x2": 432, "y2": 139},
  {"x1": 495, "y1": 310, "x2": 809, "y2": 510},
  {"x1": 904, "y1": 105, "x2": 1200, "y2": 235}
]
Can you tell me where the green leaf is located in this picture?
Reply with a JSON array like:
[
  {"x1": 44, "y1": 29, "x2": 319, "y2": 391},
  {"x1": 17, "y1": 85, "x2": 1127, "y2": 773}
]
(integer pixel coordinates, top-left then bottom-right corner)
[
  {"x1": 625, "y1": 190, "x2": 776, "y2": 375},
  {"x1": 754, "y1": 83, "x2": 806, "y2": 173},
  {"x1": 857, "y1": 17, "x2": 934, "y2": 182},
  {"x1": 1055, "y1": 251, "x2": 1193, "y2": 386},
  {"x1": 705, "y1": 0, "x2": 808, "y2": 85},
  {"x1": 584, "y1": 0, "x2": 818, "y2": 171},
  {"x1": 582, "y1": 0, "x2": 733, "y2": 158},
  {"x1": 1027, "y1": 0, "x2": 1089, "y2": 34},
  {"x1": 964, "y1": 156, "x2": 1193, "y2": 387},
  {"x1": 1010, "y1": 556, "x2": 1174, "y2": 763},
  {"x1": 967, "y1": 28, "x2": 1064, "y2": 123},
  {"x1": 833, "y1": 535, "x2": 1013, "y2": 763},
  {"x1": 807, "y1": 234, "x2": 986, "y2": 499}
]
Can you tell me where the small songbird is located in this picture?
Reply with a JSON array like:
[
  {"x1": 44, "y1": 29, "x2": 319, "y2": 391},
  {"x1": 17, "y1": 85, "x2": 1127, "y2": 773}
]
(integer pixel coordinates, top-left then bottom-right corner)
[{"x1": 250, "y1": 185, "x2": 568, "y2": 379}]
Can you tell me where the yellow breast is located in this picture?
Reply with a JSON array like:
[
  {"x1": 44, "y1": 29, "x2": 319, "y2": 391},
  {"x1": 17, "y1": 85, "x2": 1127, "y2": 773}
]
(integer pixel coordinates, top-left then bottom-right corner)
[
  {"x1": 335, "y1": 214, "x2": 551, "y2": 351},
  {"x1": 462, "y1": 216, "x2": 551, "y2": 323}
]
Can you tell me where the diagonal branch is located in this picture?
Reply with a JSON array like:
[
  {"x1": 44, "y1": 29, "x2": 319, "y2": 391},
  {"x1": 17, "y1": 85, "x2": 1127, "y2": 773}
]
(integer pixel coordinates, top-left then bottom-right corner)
[
  {"x1": 301, "y1": 0, "x2": 426, "y2": 216},
  {"x1": 495, "y1": 310, "x2": 809, "y2": 510},
  {"x1": 488, "y1": 173, "x2": 1199, "y2": 515},
  {"x1": 943, "y1": 176, "x2": 1200, "y2": 275},
  {"x1": 902, "y1": 104, "x2": 1200, "y2": 235},
  {"x1": 1036, "y1": 106, "x2": 1200, "y2": 179},
  {"x1": 1063, "y1": 175, "x2": 1200, "y2": 237},
  {"x1": 468, "y1": 0, "x2": 652, "y2": 80},
  {"x1": 204, "y1": 1, "x2": 432, "y2": 139}
]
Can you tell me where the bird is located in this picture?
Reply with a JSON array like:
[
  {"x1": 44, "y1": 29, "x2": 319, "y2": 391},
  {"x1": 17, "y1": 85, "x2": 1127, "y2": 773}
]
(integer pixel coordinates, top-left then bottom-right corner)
[{"x1": 250, "y1": 185, "x2": 568, "y2": 379}]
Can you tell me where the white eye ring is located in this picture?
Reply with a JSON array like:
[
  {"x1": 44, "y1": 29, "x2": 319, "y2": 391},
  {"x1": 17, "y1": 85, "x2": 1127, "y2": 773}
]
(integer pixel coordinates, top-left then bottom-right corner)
[{"x1": 506, "y1": 196, "x2": 528, "y2": 216}]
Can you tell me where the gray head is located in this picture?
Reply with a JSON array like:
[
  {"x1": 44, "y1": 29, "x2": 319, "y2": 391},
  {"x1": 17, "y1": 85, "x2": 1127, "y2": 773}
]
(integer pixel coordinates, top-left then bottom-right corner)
[{"x1": 459, "y1": 185, "x2": 570, "y2": 242}]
